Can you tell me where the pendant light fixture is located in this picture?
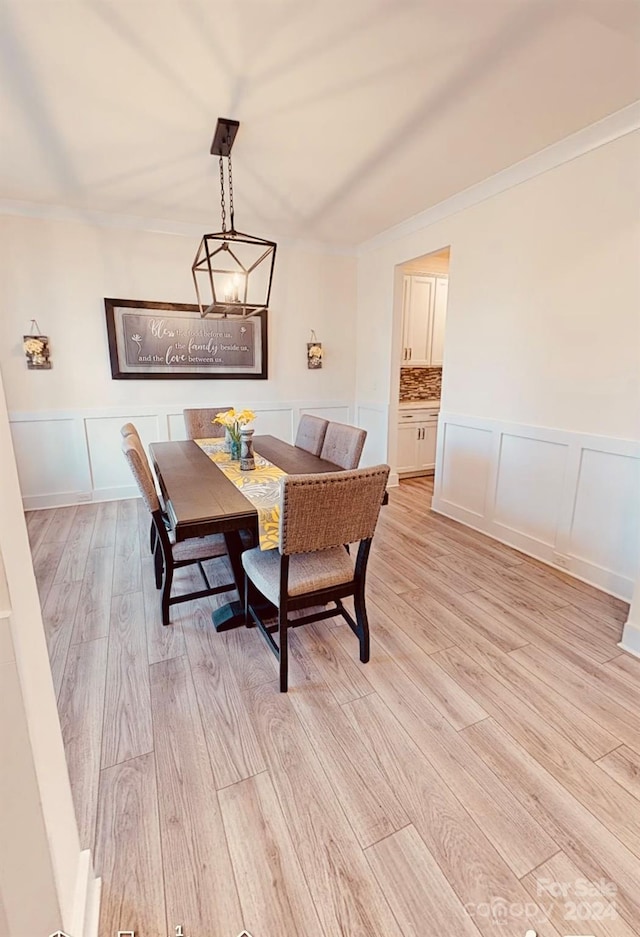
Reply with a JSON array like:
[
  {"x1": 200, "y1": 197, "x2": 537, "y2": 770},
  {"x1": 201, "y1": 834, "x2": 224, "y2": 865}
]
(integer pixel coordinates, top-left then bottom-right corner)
[{"x1": 192, "y1": 118, "x2": 277, "y2": 318}]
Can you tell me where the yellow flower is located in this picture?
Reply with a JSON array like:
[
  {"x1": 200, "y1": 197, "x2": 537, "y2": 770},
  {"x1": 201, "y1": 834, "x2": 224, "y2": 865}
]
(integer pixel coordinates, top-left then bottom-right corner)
[
  {"x1": 213, "y1": 407, "x2": 255, "y2": 429},
  {"x1": 213, "y1": 408, "x2": 236, "y2": 427}
]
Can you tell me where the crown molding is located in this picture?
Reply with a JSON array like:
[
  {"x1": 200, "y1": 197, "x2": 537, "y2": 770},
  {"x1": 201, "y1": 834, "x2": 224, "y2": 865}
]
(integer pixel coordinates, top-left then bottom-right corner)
[
  {"x1": 358, "y1": 100, "x2": 640, "y2": 255},
  {"x1": 1, "y1": 101, "x2": 637, "y2": 258},
  {"x1": 0, "y1": 198, "x2": 356, "y2": 256}
]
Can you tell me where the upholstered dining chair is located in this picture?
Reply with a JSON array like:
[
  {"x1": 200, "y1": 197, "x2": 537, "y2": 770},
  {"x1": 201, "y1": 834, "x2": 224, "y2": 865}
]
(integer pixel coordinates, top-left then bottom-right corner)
[
  {"x1": 183, "y1": 407, "x2": 232, "y2": 440},
  {"x1": 320, "y1": 421, "x2": 367, "y2": 470},
  {"x1": 294, "y1": 414, "x2": 329, "y2": 457},
  {"x1": 120, "y1": 422, "x2": 170, "y2": 554},
  {"x1": 122, "y1": 436, "x2": 236, "y2": 625},
  {"x1": 120, "y1": 421, "x2": 140, "y2": 441},
  {"x1": 242, "y1": 463, "x2": 390, "y2": 692}
]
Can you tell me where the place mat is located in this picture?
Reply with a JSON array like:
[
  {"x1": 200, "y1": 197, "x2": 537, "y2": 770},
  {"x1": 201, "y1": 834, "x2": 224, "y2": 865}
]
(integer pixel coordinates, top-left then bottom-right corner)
[{"x1": 196, "y1": 439, "x2": 284, "y2": 550}]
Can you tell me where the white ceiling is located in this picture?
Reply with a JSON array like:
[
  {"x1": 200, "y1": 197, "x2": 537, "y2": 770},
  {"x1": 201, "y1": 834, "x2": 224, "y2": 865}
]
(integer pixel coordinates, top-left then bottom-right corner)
[{"x1": 1, "y1": 0, "x2": 639, "y2": 246}]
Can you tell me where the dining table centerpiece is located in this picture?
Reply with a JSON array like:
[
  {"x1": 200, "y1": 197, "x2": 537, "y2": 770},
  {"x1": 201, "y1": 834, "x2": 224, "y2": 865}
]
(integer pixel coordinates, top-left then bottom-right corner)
[{"x1": 213, "y1": 408, "x2": 256, "y2": 461}]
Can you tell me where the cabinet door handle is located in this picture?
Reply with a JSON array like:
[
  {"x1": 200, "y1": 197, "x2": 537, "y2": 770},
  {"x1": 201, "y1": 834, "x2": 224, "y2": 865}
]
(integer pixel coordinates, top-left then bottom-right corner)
[{"x1": 409, "y1": 347, "x2": 412, "y2": 360}]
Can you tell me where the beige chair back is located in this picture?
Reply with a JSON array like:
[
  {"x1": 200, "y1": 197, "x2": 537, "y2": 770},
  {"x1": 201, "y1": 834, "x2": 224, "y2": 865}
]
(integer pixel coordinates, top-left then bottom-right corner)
[
  {"x1": 294, "y1": 414, "x2": 329, "y2": 456},
  {"x1": 183, "y1": 407, "x2": 232, "y2": 440},
  {"x1": 279, "y1": 464, "x2": 389, "y2": 555},
  {"x1": 121, "y1": 422, "x2": 140, "y2": 439},
  {"x1": 320, "y1": 421, "x2": 367, "y2": 470},
  {"x1": 122, "y1": 436, "x2": 160, "y2": 514}
]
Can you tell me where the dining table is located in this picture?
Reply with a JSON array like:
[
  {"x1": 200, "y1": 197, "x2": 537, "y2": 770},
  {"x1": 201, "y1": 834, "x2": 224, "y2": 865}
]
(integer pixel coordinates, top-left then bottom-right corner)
[{"x1": 149, "y1": 434, "x2": 348, "y2": 630}]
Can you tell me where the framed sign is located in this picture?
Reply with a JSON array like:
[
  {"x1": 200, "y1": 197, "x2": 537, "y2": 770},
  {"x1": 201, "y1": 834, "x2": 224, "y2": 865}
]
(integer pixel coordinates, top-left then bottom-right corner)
[{"x1": 105, "y1": 299, "x2": 267, "y2": 380}]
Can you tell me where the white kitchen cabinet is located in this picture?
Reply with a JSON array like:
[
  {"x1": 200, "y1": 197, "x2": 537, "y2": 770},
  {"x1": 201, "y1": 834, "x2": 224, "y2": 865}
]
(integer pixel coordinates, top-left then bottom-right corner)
[
  {"x1": 401, "y1": 274, "x2": 448, "y2": 367},
  {"x1": 430, "y1": 276, "x2": 448, "y2": 367},
  {"x1": 397, "y1": 422, "x2": 421, "y2": 474},
  {"x1": 402, "y1": 276, "x2": 433, "y2": 366},
  {"x1": 397, "y1": 409, "x2": 439, "y2": 476}
]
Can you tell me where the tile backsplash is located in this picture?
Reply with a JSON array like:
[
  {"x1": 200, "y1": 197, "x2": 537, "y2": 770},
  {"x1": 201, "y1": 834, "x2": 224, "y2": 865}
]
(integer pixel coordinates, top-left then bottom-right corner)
[{"x1": 399, "y1": 367, "x2": 442, "y2": 401}]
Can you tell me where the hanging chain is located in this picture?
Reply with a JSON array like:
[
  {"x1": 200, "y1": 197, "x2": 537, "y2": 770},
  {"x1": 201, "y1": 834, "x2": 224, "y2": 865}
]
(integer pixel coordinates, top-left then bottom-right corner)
[
  {"x1": 227, "y1": 148, "x2": 235, "y2": 232},
  {"x1": 219, "y1": 153, "x2": 227, "y2": 234},
  {"x1": 218, "y1": 130, "x2": 235, "y2": 234}
]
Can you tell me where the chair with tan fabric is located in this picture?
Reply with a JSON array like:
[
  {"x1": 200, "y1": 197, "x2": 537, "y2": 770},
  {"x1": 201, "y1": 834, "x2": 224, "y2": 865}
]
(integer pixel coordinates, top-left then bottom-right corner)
[
  {"x1": 120, "y1": 422, "x2": 168, "y2": 554},
  {"x1": 120, "y1": 422, "x2": 139, "y2": 440},
  {"x1": 294, "y1": 414, "x2": 329, "y2": 457},
  {"x1": 183, "y1": 407, "x2": 232, "y2": 440},
  {"x1": 242, "y1": 463, "x2": 389, "y2": 692},
  {"x1": 319, "y1": 421, "x2": 367, "y2": 470},
  {"x1": 122, "y1": 436, "x2": 236, "y2": 625}
]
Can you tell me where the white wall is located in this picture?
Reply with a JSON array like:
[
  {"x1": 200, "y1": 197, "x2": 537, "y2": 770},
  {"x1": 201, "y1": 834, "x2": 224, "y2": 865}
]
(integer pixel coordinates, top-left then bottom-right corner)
[
  {"x1": 620, "y1": 570, "x2": 640, "y2": 657},
  {"x1": 0, "y1": 370, "x2": 100, "y2": 936},
  {"x1": 356, "y1": 123, "x2": 640, "y2": 600},
  {"x1": 0, "y1": 216, "x2": 357, "y2": 410},
  {"x1": 0, "y1": 215, "x2": 358, "y2": 505}
]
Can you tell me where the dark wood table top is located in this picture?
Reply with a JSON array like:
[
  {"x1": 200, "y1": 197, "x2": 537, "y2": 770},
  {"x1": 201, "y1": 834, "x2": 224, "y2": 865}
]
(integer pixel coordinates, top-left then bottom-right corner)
[{"x1": 149, "y1": 435, "x2": 343, "y2": 541}]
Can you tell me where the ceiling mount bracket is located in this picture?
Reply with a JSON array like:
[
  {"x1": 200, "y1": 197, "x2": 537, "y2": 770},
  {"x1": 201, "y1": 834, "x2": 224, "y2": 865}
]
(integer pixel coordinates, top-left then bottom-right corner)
[{"x1": 210, "y1": 118, "x2": 240, "y2": 156}]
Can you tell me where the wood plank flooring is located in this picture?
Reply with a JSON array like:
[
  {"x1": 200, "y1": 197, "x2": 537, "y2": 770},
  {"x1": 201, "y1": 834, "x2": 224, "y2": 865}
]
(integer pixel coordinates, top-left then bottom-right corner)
[{"x1": 26, "y1": 477, "x2": 640, "y2": 937}]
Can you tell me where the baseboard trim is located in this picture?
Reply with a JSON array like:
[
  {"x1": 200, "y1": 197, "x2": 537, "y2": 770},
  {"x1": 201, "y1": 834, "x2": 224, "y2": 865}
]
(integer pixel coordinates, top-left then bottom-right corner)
[
  {"x1": 618, "y1": 620, "x2": 640, "y2": 658},
  {"x1": 431, "y1": 496, "x2": 632, "y2": 602},
  {"x1": 23, "y1": 486, "x2": 139, "y2": 511},
  {"x1": 69, "y1": 850, "x2": 101, "y2": 937}
]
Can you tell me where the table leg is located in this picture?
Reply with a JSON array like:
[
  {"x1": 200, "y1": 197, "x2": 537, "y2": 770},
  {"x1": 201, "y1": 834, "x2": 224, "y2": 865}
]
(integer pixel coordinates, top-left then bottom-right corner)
[{"x1": 211, "y1": 530, "x2": 276, "y2": 631}]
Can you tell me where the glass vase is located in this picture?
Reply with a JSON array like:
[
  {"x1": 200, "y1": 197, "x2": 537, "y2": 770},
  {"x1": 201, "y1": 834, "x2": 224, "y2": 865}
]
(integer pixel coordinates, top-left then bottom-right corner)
[{"x1": 229, "y1": 434, "x2": 241, "y2": 461}]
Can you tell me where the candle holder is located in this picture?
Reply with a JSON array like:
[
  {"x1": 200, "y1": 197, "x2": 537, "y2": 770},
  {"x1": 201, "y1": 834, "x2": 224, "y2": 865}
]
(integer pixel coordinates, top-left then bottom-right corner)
[{"x1": 240, "y1": 426, "x2": 255, "y2": 471}]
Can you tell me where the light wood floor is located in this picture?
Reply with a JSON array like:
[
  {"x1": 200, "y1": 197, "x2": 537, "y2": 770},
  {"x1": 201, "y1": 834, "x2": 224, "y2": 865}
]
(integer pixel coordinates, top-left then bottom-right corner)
[{"x1": 26, "y1": 477, "x2": 640, "y2": 937}]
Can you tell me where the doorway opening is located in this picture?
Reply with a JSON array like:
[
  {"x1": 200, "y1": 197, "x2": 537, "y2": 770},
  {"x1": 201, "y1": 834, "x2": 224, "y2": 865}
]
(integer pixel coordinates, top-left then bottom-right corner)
[{"x1": 391, "y1": 246, "x2": 450, "y2": 491}]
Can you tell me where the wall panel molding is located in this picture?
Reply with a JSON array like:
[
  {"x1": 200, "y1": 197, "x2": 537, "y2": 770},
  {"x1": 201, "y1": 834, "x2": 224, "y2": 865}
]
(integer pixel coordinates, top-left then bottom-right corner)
[
  {"x1": 433, "y1": 411, "x2": 640, "y2": 601},
  {"x1": 10, "y1": 400, "x2": 353, "y2": 510}
]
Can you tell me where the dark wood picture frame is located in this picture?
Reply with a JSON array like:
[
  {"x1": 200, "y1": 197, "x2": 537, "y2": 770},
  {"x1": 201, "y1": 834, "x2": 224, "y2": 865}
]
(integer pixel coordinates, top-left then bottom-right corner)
[{"x1": 104, "y1": 298, "x2": 268, "y2": 380}]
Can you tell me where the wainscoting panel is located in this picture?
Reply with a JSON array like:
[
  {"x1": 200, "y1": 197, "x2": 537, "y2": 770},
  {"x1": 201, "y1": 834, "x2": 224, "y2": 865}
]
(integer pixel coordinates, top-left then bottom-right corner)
[
  {"x1": 437, "y1": 422, "x2": 493, "y2": 517},
  {"x1": 355, "y1": 404, "x2": 389, "y2": 468},
  {"x1": 167, "y1": 412, "x2": 187, "y2": 440},
  {"x1": 301, "y1": 406, "x2": 351, "y2": 424},
  {"x1": 570, "y1": 447, "x2": 640, "y2": 581},
  {"x1": 85, "y1": 414, "x2": 161, "y2": 493},
  {"x1": 493, "y1": 434, "x2": 568, "y2": 547},
  {"x1": 433, "y1": 411, "x2": 640, "y2": 600},
  {"x1": 10, "y1": 417, "x2": 92, "y2": 506},
  {"x1": 11, "y1": 400, "x2": 352, "y2": 510},
  {"x1": 255, "y1": 407, "x2": 296, "y2": 442}
]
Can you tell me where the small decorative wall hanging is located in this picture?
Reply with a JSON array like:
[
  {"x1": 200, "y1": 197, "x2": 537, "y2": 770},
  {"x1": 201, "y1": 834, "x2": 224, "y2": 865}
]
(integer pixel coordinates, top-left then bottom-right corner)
[
  {"x1": 23, "y1": 320, "x2": 51, "y2": 369},
  {"x1": 307, "y1": 330, "x2": 322, "y2": 369}
]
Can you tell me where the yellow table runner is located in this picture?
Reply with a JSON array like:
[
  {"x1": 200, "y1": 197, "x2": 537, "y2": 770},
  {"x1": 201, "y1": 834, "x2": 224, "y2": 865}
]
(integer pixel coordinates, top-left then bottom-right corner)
[{"x1": 196, "y1": 439, "x2": 284, "y2": 550}]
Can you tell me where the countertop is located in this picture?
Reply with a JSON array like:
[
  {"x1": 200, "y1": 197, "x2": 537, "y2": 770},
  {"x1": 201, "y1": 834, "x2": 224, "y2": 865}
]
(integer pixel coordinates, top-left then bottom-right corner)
[{"x1": 398, "y1": 399, "x2": 441, "y2": 410}]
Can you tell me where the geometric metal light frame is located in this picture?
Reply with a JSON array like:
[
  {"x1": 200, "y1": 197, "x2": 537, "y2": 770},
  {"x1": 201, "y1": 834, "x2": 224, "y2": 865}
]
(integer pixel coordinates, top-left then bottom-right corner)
[
  {"x1": 192, "y1": 230, "x2": 277, "y2": 318},
  {"x1": 192, "y1": 117, "x2": 277, "y2": 318}
]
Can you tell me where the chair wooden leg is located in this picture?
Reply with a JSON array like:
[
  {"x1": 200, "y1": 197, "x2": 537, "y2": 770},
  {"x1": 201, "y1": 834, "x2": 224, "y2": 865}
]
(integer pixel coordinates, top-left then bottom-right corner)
[
  {"x1": 354, "y1": 587, "x2": 370, "y2": 663},
  {"x1": 161, "y1": 565, "x2": 173, "y2": 626},
  {"x1": 278, "y1": 609, "x2": 289, "y2": 693},
  {"x1": 244, "y1": 574, "x2": 250, "y2": 625},
  {"x1": 154, "y1": 541, "x2": 163, "y2": 589},
  {"x1": 149, "y1": 520, "x2": 156, "y2": 554}
]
